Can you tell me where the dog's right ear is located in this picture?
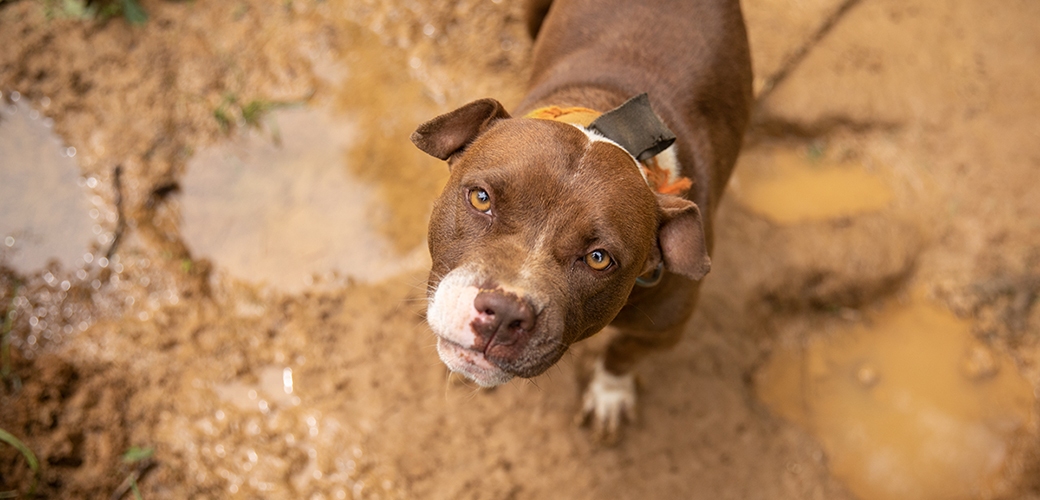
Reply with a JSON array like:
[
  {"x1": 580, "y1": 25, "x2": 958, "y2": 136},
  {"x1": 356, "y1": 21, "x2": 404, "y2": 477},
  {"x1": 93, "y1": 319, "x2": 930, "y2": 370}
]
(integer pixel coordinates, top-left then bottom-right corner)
[
  {"x1": 411, "y1": 99, "x2": 511, "y2": 163},
  {"x1": 655, "y1": 193, "x2": 711, "y2": 281}
]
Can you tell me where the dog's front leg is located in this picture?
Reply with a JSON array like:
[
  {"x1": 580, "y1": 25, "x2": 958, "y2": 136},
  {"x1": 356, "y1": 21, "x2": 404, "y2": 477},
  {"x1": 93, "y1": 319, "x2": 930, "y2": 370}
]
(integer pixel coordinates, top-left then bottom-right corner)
[
  {"x1": 578, "y1": 322, "x2": 687, "y2": 444},
  {"x1": 578, "y1": 276, "x2": 701, "y2": 443}
]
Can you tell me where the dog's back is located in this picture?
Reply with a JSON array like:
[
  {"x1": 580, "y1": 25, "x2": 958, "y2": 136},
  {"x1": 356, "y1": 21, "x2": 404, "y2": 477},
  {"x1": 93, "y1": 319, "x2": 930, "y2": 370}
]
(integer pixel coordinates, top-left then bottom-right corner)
[{"x1": 520, "y1": 0, "x2": 753, "y2": 247}]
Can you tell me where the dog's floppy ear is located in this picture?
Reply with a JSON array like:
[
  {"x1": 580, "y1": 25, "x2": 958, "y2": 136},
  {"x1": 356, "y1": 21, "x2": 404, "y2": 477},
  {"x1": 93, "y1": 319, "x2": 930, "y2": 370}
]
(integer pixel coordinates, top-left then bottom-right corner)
[
  {"x1": 411, "y1": 99, "x2": 511, "y2": 162},
  {"x1": 656, "y1": 193, "x2": 711, "y2": 280}
]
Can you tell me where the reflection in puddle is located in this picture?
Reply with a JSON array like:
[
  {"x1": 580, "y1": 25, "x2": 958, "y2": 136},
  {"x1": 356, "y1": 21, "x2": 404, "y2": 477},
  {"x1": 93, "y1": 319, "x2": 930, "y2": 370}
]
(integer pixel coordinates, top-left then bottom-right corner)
[
  {"x1": 180, "y1": 107, "x2": 429, "y2": 291},
  {"x1": 327, "y1": 23, "x2": 452, "y2": 253},
  {"x1": 0, "y1": 98, "x2": 96, "y2": 272},
  {"x1": 180, "y1": 24, "x2": 452, "y2": 293},
  {"x1": 731, "y1": 145, "x2": 893, "y2": 224},
  {"x1": 756, "y1": 295, "x2": 1037, "y2": 500}
]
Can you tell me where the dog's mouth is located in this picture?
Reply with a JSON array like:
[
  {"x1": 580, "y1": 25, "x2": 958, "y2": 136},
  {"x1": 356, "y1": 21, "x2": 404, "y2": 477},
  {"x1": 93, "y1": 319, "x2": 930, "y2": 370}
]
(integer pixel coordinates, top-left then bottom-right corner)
[
  {"x1": 435, "y1": 336, "x2": 514, "y2": 387},
  {"x1": 427, "y1": 267, "x2": 572, "y2": 385}
]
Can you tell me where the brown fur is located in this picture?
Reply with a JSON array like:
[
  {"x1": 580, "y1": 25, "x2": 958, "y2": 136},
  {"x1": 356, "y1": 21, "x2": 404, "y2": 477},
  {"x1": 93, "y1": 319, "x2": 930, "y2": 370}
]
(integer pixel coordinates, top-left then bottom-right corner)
[
  {"x1": 413, "y1": 0, "x2": 751, "y2": 389},
  {"x1": 515, "y1": 0, "x2": 752, "y2": 374}
]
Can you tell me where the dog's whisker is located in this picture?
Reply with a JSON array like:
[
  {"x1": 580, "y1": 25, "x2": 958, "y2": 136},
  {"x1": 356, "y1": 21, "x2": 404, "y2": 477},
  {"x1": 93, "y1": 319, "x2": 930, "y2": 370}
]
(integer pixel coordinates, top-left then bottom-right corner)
[
  {"x1": 466, "y1": 386, "x2": 484, "y2": 401},
  {"x1": 443, "y1": 369, "x2": 454, "y2": 400}
]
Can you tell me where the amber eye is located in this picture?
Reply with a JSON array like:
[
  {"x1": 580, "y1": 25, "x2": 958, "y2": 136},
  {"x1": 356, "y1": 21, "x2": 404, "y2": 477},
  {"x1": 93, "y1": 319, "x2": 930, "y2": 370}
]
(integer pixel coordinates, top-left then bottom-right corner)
[
  {"x1": 584, "y1": 250, "x2": 613, "y2": 271},
  {"x1": 469, "y1": 188, "x2": 492, "y2": 213}
]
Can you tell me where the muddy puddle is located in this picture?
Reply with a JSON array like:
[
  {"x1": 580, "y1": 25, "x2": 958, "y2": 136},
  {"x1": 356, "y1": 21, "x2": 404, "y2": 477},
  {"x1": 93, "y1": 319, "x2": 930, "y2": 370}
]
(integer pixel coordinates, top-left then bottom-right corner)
[
  {"x1": 177, "y1": 17, "x2": 450, "y2": 292},
  {"x1": 179, "y1": 106, "x2": 429, "y2": 292},
  {"x1": 0, "y1": 95, "x2": 99, "y2": 272},
  {"x1": 756, "y1": 293, "x2": 1038, "y2": 500},
  {"x1": 730, "y1": 143, "x2": 893, "y2": 224}
]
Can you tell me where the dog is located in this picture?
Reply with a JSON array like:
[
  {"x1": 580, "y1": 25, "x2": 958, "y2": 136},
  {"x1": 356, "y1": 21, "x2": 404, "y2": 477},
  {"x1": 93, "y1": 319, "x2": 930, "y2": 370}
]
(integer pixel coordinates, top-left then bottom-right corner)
[{"x1": 411, "y1": 0, "x2": 752, "y2": 441}]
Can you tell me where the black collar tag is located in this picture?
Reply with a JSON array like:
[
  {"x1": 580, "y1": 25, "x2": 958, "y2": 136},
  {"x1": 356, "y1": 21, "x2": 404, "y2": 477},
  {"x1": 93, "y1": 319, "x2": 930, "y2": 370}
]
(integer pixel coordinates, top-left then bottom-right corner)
[{"x1": 588, "y1": 93, "x2": 676, "y2": 162}]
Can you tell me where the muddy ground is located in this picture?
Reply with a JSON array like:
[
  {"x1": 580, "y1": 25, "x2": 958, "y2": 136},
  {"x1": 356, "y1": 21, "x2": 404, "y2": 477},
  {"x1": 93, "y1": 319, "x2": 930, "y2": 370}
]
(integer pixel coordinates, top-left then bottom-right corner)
[{"x1": 2, "y1": 0, "x2": 1039, "y2": 498}]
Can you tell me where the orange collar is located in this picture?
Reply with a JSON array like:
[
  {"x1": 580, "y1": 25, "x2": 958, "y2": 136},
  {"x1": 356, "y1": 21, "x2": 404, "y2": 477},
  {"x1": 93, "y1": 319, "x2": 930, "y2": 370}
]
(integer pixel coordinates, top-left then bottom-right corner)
[
  {"x1": 524, "y1": 105, "x2": 601, "y2": 127},
  {"x1": 524, "y1": 106, "x2": 692, "y2": 196}
]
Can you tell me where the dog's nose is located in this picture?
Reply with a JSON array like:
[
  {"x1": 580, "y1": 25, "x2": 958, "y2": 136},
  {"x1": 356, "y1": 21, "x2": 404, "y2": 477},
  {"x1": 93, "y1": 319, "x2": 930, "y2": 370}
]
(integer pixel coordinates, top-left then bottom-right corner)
[{"x1": 472, "y1": 289, "x2": 536, "y2": 349}]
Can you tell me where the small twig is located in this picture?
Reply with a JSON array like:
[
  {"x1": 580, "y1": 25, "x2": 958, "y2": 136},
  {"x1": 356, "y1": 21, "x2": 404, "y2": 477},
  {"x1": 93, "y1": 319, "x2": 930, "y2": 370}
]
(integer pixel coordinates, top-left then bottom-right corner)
[
  {"x1": 755, "y1": 0, "x2": 864, "y2": 107},
  {"x1": 105, "y1": 165, "x2": 126, "y2": 261}
]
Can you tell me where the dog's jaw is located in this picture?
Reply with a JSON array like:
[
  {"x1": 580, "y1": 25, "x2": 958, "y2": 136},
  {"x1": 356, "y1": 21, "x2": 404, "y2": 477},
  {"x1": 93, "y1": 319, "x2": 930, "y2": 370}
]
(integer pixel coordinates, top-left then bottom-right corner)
[
  {"x1": 436, "y1": 337, "x2": 514, "y2": 387},
  {"x1": 427, "y1": 267, "x2": 516, "y2": 386}
]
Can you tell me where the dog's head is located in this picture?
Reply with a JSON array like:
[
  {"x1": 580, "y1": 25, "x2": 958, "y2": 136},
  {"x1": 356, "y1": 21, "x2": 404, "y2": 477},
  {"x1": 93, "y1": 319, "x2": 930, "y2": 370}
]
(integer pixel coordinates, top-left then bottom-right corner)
[{"x1": 412, "y1": 98, "x2": 709, "y2": 386}]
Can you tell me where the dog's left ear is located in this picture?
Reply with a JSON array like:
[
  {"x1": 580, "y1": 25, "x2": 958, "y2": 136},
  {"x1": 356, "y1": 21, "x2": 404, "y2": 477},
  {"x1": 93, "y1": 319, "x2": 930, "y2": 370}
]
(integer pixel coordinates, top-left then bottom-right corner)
[
  {"x1": 411, "y1": 99, "x2": 511, "y2": 163},
  {"x1": 655, "y1": 193, "x2": 711, "y2": 280}
]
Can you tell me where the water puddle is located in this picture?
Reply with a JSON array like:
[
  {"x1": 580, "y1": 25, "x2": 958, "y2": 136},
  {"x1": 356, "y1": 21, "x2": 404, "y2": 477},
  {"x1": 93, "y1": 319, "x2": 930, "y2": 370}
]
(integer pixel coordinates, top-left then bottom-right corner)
[
  {"x1": 180, "y1": 106, "x2": 433, "y2": 291},
  {"x1": 0, "y1": 96, "x2": 97, "y2": 272},
  {"x1": 180, "y1": 24, "x2": 447, "y2": 292},
  {"x1": 756, "y1": 295, "x2": 1037, "y2": 500},
  {"x1": 731, "y1": 144, "x2": 893, "y2": 224}
]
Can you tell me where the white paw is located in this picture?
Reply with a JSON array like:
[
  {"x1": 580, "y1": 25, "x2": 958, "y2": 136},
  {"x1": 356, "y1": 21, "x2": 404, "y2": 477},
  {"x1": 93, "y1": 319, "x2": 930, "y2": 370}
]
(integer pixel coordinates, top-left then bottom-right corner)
[{"x1": 577, "y1": 358, "x2": 637, "y2": 444}]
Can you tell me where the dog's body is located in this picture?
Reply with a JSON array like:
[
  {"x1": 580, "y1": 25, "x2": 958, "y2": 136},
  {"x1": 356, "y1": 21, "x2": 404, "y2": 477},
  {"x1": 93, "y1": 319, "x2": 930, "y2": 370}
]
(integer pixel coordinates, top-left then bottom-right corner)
[{"x1": 413, "y1": 0, "x2": 752, "y2": 440}]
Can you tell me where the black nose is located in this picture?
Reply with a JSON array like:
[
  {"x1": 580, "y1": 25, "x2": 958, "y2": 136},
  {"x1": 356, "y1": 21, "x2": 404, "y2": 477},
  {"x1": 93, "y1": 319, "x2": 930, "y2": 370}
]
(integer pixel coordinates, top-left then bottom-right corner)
[{"x1": 472, "y1": 289, "x2": 536, "y2": 349}]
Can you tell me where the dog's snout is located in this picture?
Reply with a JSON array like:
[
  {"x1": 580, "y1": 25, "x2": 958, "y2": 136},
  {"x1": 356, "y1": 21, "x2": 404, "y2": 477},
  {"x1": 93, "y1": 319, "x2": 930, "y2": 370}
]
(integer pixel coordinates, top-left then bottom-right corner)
[{"x1": 472, "y1": 289, "x2": 536, "y2": 349}]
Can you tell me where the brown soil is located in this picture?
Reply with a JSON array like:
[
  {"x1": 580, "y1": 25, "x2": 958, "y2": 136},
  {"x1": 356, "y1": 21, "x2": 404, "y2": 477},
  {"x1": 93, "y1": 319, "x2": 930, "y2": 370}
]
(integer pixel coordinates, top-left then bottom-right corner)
[{"x1": 2, "y1": 0, "x2": 1039, "y2": 499}]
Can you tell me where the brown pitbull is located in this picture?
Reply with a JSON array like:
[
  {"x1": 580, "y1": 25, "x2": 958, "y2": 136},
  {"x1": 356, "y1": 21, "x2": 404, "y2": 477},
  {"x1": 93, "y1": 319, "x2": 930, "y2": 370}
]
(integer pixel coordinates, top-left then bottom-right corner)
[{"x1": 411, "y1": 0, "x2": 752, "y2": 441}]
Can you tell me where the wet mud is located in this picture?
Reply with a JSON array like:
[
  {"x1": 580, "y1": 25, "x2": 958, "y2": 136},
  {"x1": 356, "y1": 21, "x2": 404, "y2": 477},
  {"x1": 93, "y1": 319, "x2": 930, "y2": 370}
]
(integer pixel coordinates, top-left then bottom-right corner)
[
  {"x1": 757, "y1": 293, "x2": 1036, "y2": 500},
  {"x1": 2, "y1": 0, "x2": 1040, "y2": 499}
]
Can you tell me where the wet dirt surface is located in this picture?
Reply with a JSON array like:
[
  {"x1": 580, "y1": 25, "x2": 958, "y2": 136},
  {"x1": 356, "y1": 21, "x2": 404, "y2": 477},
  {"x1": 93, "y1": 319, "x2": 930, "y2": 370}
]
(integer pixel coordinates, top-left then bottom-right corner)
[
  {"x1": 757, "y1": 292, "x2": 1036, "y2": 500},
  {"x1": 2, "y1": 0, "x2": 1040, "y2": 499}
]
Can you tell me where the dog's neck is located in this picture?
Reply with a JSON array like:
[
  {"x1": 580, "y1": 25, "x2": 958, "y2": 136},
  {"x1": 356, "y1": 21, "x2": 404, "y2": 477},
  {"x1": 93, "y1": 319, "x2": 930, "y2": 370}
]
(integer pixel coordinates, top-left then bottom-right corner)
[{"x1": 523, "y1": 105, "x2": 692, "y2": 196}]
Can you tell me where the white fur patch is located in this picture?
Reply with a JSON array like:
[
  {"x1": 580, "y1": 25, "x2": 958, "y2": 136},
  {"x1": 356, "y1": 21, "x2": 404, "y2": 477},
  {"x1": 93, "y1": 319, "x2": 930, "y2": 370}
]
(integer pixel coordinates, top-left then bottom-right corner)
[
  {"x1": 652, "y1": 144, "x2": 682, "y2": 186},
  {"x1": 580, "y1": 357, "x2": 637, "y2": 432},
  {"x1": 427, "y1": 268, "x2": 481, "y2": 349},
  {"x1": 427, "y1": 267, "x2": 515, "y2": 386}
]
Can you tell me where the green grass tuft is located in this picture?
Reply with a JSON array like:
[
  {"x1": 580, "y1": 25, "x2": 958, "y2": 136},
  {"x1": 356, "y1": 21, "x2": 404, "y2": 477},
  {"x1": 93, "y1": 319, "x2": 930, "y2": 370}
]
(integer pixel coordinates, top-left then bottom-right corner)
[
  {"x1": 46, "y1": 0, "x2": 148, "y2": 25},
  {"x1": 241, "y1": 100, "x2": 272, "y2": 128},
  {"x1": 120, "y1": 0, "x2": 148, "y2": 25},
  {"x1": 120, "y1": 446, "x2": 154, "y2": 500},
  {"x1": 212, "y1": 93, "x2": 308, "y2": 144},
  {"x1": 122, "y1": 446, "x2": 154, "y2": 464}
]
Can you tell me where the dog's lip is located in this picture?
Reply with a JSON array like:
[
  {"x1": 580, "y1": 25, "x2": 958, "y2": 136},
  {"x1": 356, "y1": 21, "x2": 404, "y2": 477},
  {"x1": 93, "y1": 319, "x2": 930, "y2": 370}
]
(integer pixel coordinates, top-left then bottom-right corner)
[{"x1": 436, "y1": 337, "x2": 513, "y2": 387}]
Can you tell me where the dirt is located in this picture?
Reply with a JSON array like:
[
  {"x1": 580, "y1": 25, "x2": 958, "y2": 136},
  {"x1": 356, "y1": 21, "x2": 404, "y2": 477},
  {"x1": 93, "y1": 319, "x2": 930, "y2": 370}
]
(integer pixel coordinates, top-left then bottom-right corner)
[{"x1": 1, "y1": 0, "x2": 1039, "y2": 499}]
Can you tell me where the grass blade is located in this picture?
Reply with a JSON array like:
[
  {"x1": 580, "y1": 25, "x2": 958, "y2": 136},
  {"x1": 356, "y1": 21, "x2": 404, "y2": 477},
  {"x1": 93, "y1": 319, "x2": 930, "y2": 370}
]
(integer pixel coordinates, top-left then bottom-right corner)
[{"x1": 0, "y1": 427, "x2": 40, "y2": 495}]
